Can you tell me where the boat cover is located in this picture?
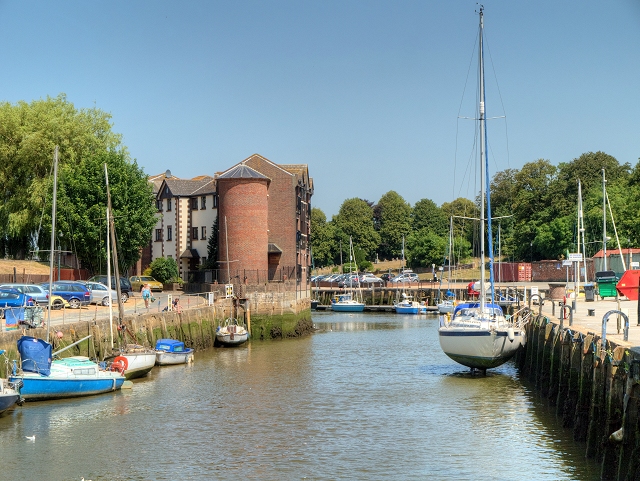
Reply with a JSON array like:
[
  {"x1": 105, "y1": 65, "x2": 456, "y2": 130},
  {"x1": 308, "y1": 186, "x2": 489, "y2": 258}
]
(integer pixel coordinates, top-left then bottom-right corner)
[
  {"x1": 17, "y1": 336, "x2": 52, "y2": 376},
  {"x1": 155, "y1": 339, "x2": 186, "y2": 353}
]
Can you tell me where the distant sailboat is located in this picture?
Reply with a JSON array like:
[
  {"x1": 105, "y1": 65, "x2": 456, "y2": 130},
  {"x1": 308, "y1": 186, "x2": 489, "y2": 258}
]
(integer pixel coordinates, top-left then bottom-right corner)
[
  {"x1": 331, "y1": 237, "x2": 365, "y2": 312},
  {"x1": 438, "y1": 8, "x2": 529, "y2": 372}
]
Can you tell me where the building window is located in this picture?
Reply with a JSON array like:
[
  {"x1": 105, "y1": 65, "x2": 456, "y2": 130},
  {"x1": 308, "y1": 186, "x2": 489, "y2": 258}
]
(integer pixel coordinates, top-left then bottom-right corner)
[
  {"x1": 201, "y1": 256, "x2": 207, "y2": 265},
  {"x1": 156, "y1": 200, "x2": 162, "y2": 211},
  {"x1": 192, "y1": 227, "x2": 199, "y2": 240},
  {"x1": 166, "y1": 198, "x2": 172, "y2": 211},
  {"x1": 191, "y1": 198, "x2": 198, "y2": 210},
  {"x1": 155, "y1": 229, "x2": 162, "y2": 241},
  {"x1": 201, "y1": 226, "x2": 207, "y2": 239},
  {"x1": 167, "y1": 226, "x2": 172, "y2": 241},
  {"x1": 201, "y1": 196, "x2": 206, "y2": 209},
  {"x1": 213, "y1": 193, "x2": 218, "y2": 208}
]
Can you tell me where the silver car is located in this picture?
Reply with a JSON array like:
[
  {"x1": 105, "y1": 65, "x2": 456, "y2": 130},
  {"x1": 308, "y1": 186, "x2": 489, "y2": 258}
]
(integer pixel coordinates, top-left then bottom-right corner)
[{"x1": 83, "y1": 281, "x2": 118, "y2": 306}]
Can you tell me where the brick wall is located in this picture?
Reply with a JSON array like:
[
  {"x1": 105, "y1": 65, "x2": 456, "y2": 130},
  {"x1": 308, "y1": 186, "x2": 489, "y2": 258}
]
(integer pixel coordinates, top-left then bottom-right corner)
[{"x1": 217, "y1": 177, "x2": 269, "y2": 283}]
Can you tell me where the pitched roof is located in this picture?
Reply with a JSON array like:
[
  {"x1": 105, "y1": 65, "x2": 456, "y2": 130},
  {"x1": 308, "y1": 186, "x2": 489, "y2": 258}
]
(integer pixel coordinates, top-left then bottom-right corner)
[
  {"x1": 217, "y1": 164, "x2": 270, "y2": 182},
  {"x1": 161, "y1": 176, "x2": 215, "y2": 197}
]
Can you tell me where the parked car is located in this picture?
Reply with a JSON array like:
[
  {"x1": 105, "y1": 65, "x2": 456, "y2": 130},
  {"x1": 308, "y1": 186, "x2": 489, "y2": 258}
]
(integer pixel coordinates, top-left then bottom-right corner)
[
  {"x1": 359, "y1": 273, "x2": 383, "y2": 286},
  {"x1": 0, "y1": 288, "x2": 35, "y2": 318},
  {"x1": 338, "y1": 274, "x2": 360, "y2": 288},
  {"x1": 0, "y1": 283, "x2": 70, "y2": 309},
  {"x1": 83, "y1": 281, "x2": 118, "y2": 306},
  {"x1": 41, "y1": 281, "x2": 91, "y2": 309},
  {"x1": 390, "y1": 273, "x2": 420, "y2": 283},
  {"x1": 87, "y1": 275, "x2": 132, "y2": 303},
  {"x1": 129, "y1": 275, "x2": 163, "y2": 292},
  {"x1": 380, "y1": 272, "x2": 396, "y2": 283}
]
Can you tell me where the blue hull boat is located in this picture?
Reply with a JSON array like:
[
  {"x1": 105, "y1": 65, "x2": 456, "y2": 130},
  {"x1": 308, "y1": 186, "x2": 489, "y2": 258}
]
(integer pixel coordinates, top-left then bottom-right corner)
[{"x1": 10, "y1": 336, "x2": 125, "y2": 401}]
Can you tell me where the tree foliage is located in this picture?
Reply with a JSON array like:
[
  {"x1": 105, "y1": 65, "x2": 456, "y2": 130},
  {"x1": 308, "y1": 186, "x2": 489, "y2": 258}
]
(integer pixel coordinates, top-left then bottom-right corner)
[
  {"x1": 0, "y1": 95, "x2": 156, "y2": 274},
  {"x1": 375, "y1": 191, "x2": 411, "y2": 260},
  {"x1": 0, "y1": 94, "x2": 125, "y2": 259},
  {"x1": 310, "y1": 208, "x2": 335, "y2": 268},
  {"x1": 311, "y1": 150, "x2": 640, "y2": 271},
  {"x1": 56, "y1": 151, "x2": 157, "y2": 274},
  {"x1": 332, "y1": 198, "x2": 380, "y2": 262},
  {"x1": 149, "y1": 257, "x2": 179, "y2": 284}
]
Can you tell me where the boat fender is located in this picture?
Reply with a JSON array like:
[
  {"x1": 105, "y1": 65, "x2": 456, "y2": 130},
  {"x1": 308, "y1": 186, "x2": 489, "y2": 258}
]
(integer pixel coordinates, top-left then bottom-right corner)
[
  {"x1": 110, "y1": 355, "x2": 128, "y2": 374},
  {"x1": 507, "y1": 327, "x2": 515, "y2": 342}
]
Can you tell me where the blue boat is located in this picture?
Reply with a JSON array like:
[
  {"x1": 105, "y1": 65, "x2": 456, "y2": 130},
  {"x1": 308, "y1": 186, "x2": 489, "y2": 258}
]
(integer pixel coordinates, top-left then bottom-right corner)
[
  {"x1": 394, "y1": 297, "x2": 427, "y2": 315},
  {"x1": 155, "y1": 339, "x2": 194, "y2": 365},
  {"x1": 9, "y1": 336, "x2": 125, "y2": 401}
]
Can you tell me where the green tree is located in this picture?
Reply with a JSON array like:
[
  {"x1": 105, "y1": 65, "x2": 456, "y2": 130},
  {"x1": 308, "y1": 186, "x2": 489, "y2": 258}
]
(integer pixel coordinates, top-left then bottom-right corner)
[
  {"x1": 376, "y1": 191, "x2": 411, "y2": 260},
  {"x1": 149, "y1": 256, "x2": 179, "y2": 284},
  {"x1": 412, "y1": 198, "x2": 448, "y2": 237},
  {"x1": 205, "y1": 217, "x2": 219, "y2": 268},
  {"x1": 310, "y1": 207, "x2": 335, "y2": 268},
  {"x1": 406, "y1": 229, "x2": 447, "y2": 268},
  {"x1": 0, "y1": 94, "x2": 125, "y2": 259},
  {"x1": 55, "y1": 150, "x2": 157, "y2": 274},
  {"x1": 332, "y1": 198, "x2": 380, "y2": 262}
]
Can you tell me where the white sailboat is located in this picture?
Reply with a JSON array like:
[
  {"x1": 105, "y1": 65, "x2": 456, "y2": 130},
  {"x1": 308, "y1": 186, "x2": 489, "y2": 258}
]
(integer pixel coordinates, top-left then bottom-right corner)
[
  {"x1": 437, "y1": 217, "x2": 456, "y2": 314},
  {"x1": 104, "y1": 164, "x2": 156, "y2": 378},
  {"x1": 215, "y1": 216, "x2": 249, "y2": 346},
  {"x1": 331, "y1": 237, "x2": 365, "y2": 312},
  {"x1": 394, "y1": 236, "x2": 426, "y2": 314},
  {"x1": 438, "y1": 7, "x2": 529, "y2": 372}
]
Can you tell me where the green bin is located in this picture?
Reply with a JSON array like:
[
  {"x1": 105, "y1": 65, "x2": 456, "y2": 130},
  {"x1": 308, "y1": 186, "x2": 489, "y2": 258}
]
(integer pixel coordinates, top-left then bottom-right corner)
[{"x1": 595, "y1": 270, "x2": 619, "y2": 299}]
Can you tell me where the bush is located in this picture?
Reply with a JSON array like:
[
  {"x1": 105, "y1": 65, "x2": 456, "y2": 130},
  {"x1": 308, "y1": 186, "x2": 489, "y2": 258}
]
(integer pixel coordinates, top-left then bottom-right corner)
[{"x1": 149, "y1": 257, "x2": 179, "y2": 284}]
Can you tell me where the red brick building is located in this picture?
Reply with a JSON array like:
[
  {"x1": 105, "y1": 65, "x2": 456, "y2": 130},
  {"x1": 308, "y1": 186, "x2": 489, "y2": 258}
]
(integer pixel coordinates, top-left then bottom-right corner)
[{"x1": 216, "y1": 154, "x2": 313, "y2": 285}]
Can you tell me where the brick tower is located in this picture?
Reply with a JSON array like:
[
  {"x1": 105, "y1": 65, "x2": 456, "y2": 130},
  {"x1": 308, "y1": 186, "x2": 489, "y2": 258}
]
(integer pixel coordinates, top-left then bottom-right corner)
[{"x1": 216, "y1": 165, "x2": 270, "y2": 283}]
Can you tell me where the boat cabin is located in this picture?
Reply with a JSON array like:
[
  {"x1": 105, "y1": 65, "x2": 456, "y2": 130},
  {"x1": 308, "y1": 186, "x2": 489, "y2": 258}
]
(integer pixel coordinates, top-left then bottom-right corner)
[{"x1": 155, "y1": 339, "x2": 187, "y2": 353}]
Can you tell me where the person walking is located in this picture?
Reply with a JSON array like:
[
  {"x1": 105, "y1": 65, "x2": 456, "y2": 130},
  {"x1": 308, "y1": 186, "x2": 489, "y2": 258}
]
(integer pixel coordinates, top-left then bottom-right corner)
[{"x1": 142, "y1": 284, "x2": 151, "y2": 308}]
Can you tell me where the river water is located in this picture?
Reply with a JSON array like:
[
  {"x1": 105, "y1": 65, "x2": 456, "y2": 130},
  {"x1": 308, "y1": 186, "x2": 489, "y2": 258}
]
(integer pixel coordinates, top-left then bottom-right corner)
[{"x1": 0, "y1": 311, "x2": 600, "y2": 480}]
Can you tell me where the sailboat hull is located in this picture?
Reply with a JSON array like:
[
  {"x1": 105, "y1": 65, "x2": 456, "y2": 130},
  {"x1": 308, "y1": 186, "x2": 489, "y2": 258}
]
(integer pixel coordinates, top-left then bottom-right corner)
[
  {"x1": 331, "y1": 301, "x2": 365, "y2": 312},
  {"x1": 438, "y1": 327, "x2": 525, "y2": 369}
]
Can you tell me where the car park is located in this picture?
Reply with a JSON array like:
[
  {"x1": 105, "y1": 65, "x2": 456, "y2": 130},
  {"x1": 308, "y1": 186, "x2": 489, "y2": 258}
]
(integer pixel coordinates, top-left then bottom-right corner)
[
  {"x1": 87, "y1": 275, "x2": 132, "y2": 303},
  {"x1": 0, "y1": 284, "x2": 49, "y2": 304},
  {"x1": 390, "y1": 272, "x2": 420, "y2": 283},
  {"x1": 338, "y1": 274, "x2": 360, "y2": 288},
  {"x1": 380, "y1": 273, "x2": 396, "y2": 283},
  {"x1": 0, "y1": 284, "x2": 71, "y2": 309},
  {"x1": 41, "y1": 281, "x2": 91, "y2": 309},
  {"x1": 83, "y1": 281, "x2": 118, "y2": 306},
  {"x1": 0, "y1": 288, "x2": 35, "y2": 317},
  {"x1": 129, "y1": 275, "x2": 164, "y2": 292}
]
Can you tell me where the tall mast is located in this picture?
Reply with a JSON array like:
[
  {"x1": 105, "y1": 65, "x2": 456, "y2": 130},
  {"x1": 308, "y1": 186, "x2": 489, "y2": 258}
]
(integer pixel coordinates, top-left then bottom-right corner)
[
  {"x1": 46, "y1": 146, "x2": 59, "y2": 343},
  {"x1": 603, "y1": 168, "x2": 607, "y2": 271},
  {"x1": 478, "y1": 6, "x2": 494, "y2": 308},
  {"x1": 105, "y1": 164, "x2": 125, "y2": 322}
]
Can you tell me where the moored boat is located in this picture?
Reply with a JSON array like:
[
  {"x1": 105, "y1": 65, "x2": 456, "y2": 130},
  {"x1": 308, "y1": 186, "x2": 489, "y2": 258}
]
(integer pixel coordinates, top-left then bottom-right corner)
[
  {"x1": 438, "y1": 7, "x2": 529, "y2": 372},
  {"x1": 216, "y1": 319, "x2": 249, "y2": 346},
  {"x1": 0, "y1": 378, "x2": 21, "y2": 414},
  {"x1": 330, "y1": 293, "x2": 365, "y2": 312},
  {"x1": 9, "y1": 336, "x2": 125, "y2": 401},
  {"x1": 155, "y1": 339, "x2": 194, "y2": 365},
  {"x1": 107, "y1": 344, "x2": 156, "y2": 379}
]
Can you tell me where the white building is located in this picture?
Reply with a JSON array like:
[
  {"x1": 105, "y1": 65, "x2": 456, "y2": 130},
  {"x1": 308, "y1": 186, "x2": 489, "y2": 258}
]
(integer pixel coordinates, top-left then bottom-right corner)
[{"x1": 146, "y1": 171, "x2": 217, "y2": 280}]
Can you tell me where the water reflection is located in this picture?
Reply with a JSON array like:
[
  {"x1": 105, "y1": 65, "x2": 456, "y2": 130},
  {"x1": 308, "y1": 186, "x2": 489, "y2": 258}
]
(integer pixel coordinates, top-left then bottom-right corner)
[{"x1": 0, "y1": 310, "x2": 599, "y2": 480}]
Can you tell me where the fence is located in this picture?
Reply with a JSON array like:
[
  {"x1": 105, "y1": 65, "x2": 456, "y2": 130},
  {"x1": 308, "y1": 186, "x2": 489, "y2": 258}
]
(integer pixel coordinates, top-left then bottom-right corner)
[
  {"x1": 0, "y1": 291, "x2": 216, "y2": 333},
  {"x1": 188, "y1": 267, "x2": 298, "y2": 284}
]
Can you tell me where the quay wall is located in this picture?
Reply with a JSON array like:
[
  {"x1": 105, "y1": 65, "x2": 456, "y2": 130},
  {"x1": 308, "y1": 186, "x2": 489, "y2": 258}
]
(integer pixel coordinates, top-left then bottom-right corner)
[
  {"x1": 0, "y1": 295, "x2": 312, "y2": 378},
  {"x1": 516, "y1": 311, "x2": 640, "y2": 480}
]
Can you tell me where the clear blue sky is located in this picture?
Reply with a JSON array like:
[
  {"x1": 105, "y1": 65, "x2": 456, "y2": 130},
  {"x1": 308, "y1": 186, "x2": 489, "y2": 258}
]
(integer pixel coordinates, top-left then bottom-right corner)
[{"x1": 2, "y1": 1, "x2": 639, "y2": 218}]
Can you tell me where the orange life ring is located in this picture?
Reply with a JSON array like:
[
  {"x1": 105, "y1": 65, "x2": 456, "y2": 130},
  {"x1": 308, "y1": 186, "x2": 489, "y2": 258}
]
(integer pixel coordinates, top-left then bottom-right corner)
[{"x1": 110, "y1": 355, "x2": 128, "y2": 374}]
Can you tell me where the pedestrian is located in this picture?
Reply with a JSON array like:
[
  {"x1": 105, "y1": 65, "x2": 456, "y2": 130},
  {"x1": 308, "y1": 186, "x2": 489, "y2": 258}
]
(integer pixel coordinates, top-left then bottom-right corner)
[
  {"x1": 172, "y1": 297, "x2": 182, "y2": 313},
  {"x1": 142, "y1": 284, "x2": 151, "y2": 308}
]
